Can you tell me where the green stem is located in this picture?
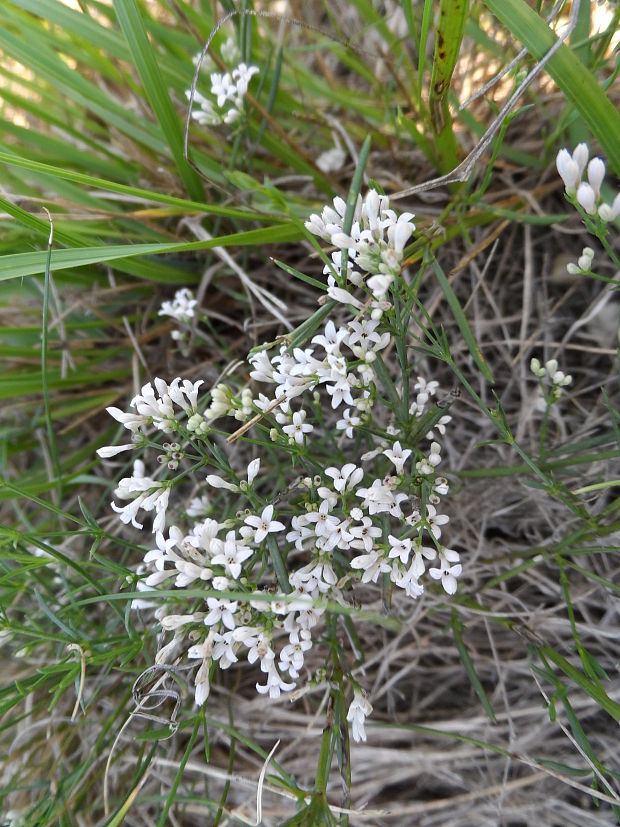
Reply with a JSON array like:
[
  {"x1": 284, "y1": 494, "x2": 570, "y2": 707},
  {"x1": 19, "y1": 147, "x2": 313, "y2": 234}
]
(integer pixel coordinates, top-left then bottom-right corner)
[{"x1": 315, "y1": 720, "x2": 333, "y2": 794}]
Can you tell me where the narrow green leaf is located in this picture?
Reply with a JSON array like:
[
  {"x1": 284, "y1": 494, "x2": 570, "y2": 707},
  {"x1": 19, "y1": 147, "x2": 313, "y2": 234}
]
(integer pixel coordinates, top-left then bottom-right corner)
[
  {"x1": 266, "y1": 535, "x2": 292, "y2": 594},
  {"x1": 0, "y1": 223, "x2": 302, "y2": 281},
  {"x1": 431, "y1": 258, "x2": 494, "y2": 382},
  {"x1": 0, "y1": 195, "x2": 89, "y2": 247},
  {"x1": 113, "y1": 0, "x2": 203, "y2": 201},
  {"x1": 452, "y1": 610, "x2": 497, "y2": 723},
  {"x1": 483, "y1": 0, "x2": 620, "y2": 176},
  {"x1": 0, "y1": 149, "x2": 266, "y2": 220},
  {"x1": 272, "y1": 258, "x2": 326, "y2": 291},
  {"x1": 428, "y1": 0, "x2": 468, "y2": 172},
  {"x1": 417, "y1": 0, "x2": 433, "y2": 108},
  {"x1": 539, "y1": 645, "x2": 620, "y2": 721},
  {"x1": 156, "y1": 714, "x2": 202, "y2": 827},
  {"x1": 344, "y1": 135, "x2": 372, "y2": 234},
  {"x1": 41, "y1": 220, "x2": 62, "y2": 497}
]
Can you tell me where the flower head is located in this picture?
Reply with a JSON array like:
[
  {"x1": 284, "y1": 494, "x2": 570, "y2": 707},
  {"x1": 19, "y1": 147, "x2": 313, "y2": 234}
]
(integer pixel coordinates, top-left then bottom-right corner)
[{"x1": 244, "y1": 504, "x2": 285, "y2": 544}]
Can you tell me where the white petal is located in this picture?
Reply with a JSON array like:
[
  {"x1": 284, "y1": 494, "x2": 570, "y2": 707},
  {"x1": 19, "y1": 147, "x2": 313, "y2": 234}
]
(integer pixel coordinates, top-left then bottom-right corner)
[
  {"x1": 96, "y1": 444, "x2": 135, "y2": 458},
  {"x1": 247, "y1": 458, "x2": 260, "y2": 484}
]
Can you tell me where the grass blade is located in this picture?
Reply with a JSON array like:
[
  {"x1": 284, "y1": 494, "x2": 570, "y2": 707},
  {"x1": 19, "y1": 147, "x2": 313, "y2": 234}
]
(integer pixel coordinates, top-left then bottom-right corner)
[
  {"x1": 431, "y1": 257, "x2": 494, "y2": 382},
  {"x1": 113, "y1": 0, "x2": 204, "y2": 201},
  {"x1": 428, "y1": 0, "x2": 468, "y2": 172},
  {"x1": 452, "y1": 610, "x2": 497, "y2": 723},
  {"x1": 484, "y1": 0, "x2": 620, "y2": 176}
]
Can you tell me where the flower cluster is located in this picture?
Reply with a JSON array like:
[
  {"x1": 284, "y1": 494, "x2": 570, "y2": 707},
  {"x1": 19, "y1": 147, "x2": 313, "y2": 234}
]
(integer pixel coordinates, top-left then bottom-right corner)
[
  {"x1": 530, "y1": 357, "x2": 573, "y2": 406},
  {"x1": 305, "y1": 189, "x2": 416, "y2": 306},
  {"x1": 566, "y1": 246, "x2": 594, "y2": 275},
  {"x1": 556, "y1": 144, "x2": 620, "y2": 222},
  {"x1": 159, "y1": 287, "x2": 197, "y2": 325},
  {"x1": 187, "y1": 39, "x2": 258, "y2": 127},
  {"x1": 158, "y1": 287, "x2": 198, "y2": 350},
  {"x1": 98, "y1": 189, "x2": 461, "y2": 743}
]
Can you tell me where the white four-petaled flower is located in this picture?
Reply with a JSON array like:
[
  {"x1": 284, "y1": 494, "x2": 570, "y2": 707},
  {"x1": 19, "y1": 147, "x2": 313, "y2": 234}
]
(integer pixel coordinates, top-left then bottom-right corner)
[{"x1": 244, "y1": 504, "x2": 285, "y2": 543}]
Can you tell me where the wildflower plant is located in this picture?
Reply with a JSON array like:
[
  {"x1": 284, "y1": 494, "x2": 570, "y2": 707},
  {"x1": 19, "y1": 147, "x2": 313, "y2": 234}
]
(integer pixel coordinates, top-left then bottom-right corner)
[
  {"x1": 3, "y1": 1, "x2": 620, "y2": 823},
  {"x1": 98, "y1": 180, "x2": 461, "y2": 741},
  {"x1": 556, "y1": 143, "x2": 620, "y2": 277},
  {"x1": 186, "y1": 36, "x2": 259, "y2": 128}
]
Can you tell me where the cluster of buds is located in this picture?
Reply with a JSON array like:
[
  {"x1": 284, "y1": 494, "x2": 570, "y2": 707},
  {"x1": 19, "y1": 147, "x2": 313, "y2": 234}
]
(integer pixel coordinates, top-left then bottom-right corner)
[
  {"x1": 556, "y1": 144, "x2": 620, "y2": 222},
  {"x1": 566, "y1": 246, "x2": 594, "y2": 275},
  {"x1": 530, "y1": 357, "x2": 573, "y2": 405}
]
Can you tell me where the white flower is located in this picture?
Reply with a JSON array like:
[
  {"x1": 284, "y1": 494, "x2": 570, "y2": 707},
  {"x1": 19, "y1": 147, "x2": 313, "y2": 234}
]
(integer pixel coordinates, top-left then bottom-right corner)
[
  {"x1": 244, "y1": 504, "x2": 285, "y2": 543},
  {"x1": 190, "y1": 93, "x2": 221, "y2": 126},
  {"x1": 249, "y1": 349, "x2": 275, "y2": 383},
  {"x1": 111, "y1": 472, "x2": 170, "y2": 533},
  {"x1": 282, "y1": 409, "x2": 313, "y2": 444},
  {"x1": 325, "y1": 463, "x2": 363, "y2": 493},
  {"x1": 312, "y1": 319, "x2": 348, "y2": 354},
  {"x1": 305, "y1": 500, "x2": 339, "y2": 539},
  {"x1": 105, "y1": 406, "x2": 149, "y2": 433},
  {"x1": 210, "y1": 71, "x2": 237, "y2": 107},
  {"x1": 256, "y1": 664, "x2": 295, "y2": 699},
  {"x1": 556, "y1": 148, "x2": 580, "y2": 194},
  {"x1": 392, "y1": 560, "x2": 425, "y2": 597},
  {"x1": 160, "y1": 613, "x2": 203, "y2": 630},
  {"x1": 425, "y1": 503, "x2": 449, "y2": 539},
  {"x1": 186, "y1": 494, "x2": 210, "y2": 518},
  {"x1": 159, "y1": 287, "x2": 197, "y2": 323},
  {"x1": 350, "y1": 548, "x2": 390, "y2": 583},
  {"x1": 204, "y1": 598, "x2": 238, "y2": 630},
  {"x1": 431, "y1": 477, "x2": 449, "y2": 500},
  {"x1": 587, "y1": 157, "x2": 605, "y2": 198},
  {"x1": 349, "y1": 516, "x2": 382, "y2": 552},
  {"x1": 556, "y1": 144, "x2": 588, "y2": 194},
  {"x1": 347, "y1": 690, "x2": 372, "y2": 743},
  {"x1": 279, "y1": 628, "x2": 312, "y2": 677},
  {"x1": 414, "y1": 376, "x2": 439, "y2": 396},
  {"x1": 247, "y1": 458, "x2": 260, "y2": 484},
  {"x1": 286, "y1": 515, "x2": 313, "y2": 550},
  {"x1": 366, "y1": 273, "x2": 393, "y2": 299},
  {"x1": 167, "y1": 378, "x2": 203, "y2": 414},
  {"x1": 388, "y1": 535, "x2": 412, "y2": 564},
  {"x1": 131, "y1": 379, "x2": 176, "y2": 432},
  {"x1": 577, "y1": 247, "x2": 594, "y2": 271},
  {"x1": 187, "y1": 518, "x2": 221, "y2": 554},
  {"x1": 383, "y1": 441, "x2": 412, "y2": 475},
  {"x1": 356, "y1": 479, "x2": 396, "y2": 514},
  {"x1": 232, "y1": 63, "x2": 259, "y2": 97},
  {"x1": 417, "y1": 442, "x2": 441, "y2": 475},
  {"x1": 220, "y1": 36, "x2": 240, "y2": 65},
  {"x1": 576, "y1": 182, "x2": 596, "y2": 214},
  {"x1": 336, "y1": 408, "x2": 361, "y2": 438},
  {"x1": 211, "y1": 531, "x2": 253, "y2": 579},
  {"x1": 206, "y1": 473, "x2": 238, "y2": 492},
  {"x1": 599, "y1": 192, "x2": 620, "y2": 222},
  {"x1": 429, "y1": 548, "x2": 462, "y2": 595},
  {"x1": 212, "y1": 630, "x2": 238, "y2": 668},
  {"x1": 530, "y1": 357, "x2": 546, "y2": 378},
  {"x1": 316, "y1": 145, "x2": 346, "y2": 173},
  {"x1": 326, "y1": 375, "x2": 355, "y2": 409},
  {"x1": 411, "y1": 539, "x2": 436, "y2": 578},
  {"x1": 206, "y1": 383, "x2": 233, "y2": 420},
  {"x1": 327, "y1": 285, "x2": 365, "y2": 309},
  {"x1": 97, "y1": 443, "x2": 135, "y2": 458},
  {"x1": 187, "y1": 636, "x2": 214, "y2": 706}
]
